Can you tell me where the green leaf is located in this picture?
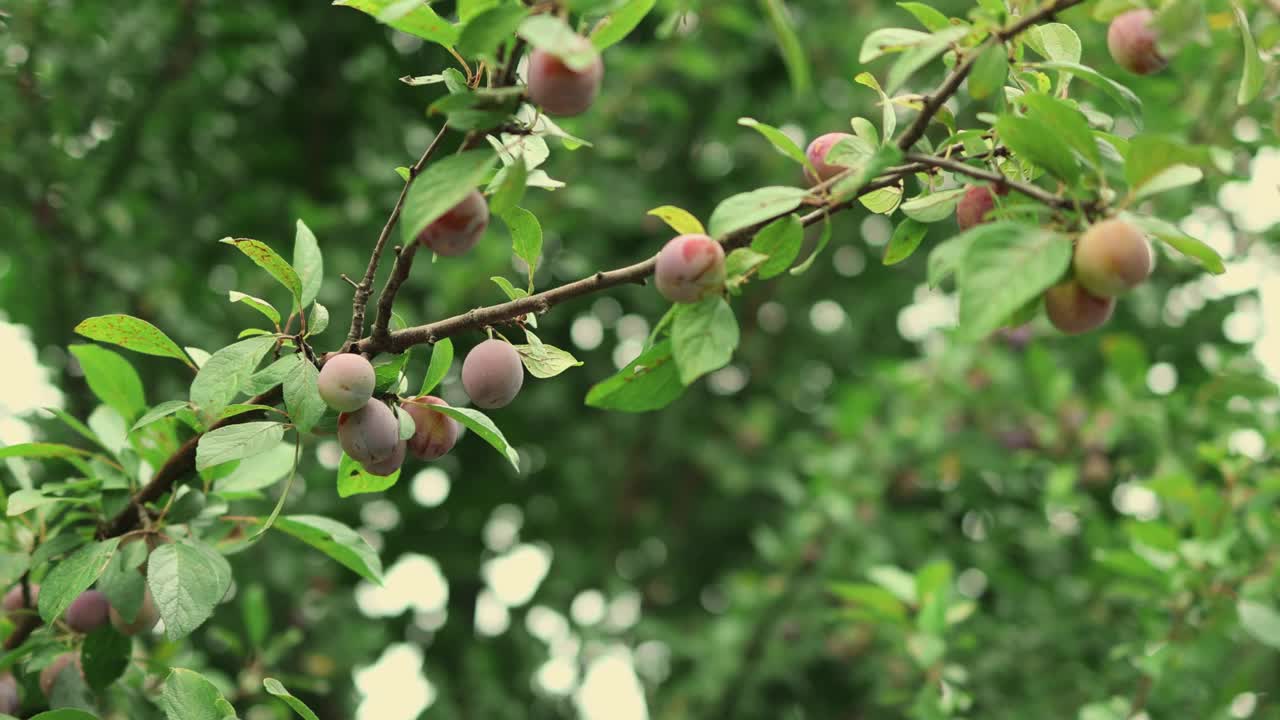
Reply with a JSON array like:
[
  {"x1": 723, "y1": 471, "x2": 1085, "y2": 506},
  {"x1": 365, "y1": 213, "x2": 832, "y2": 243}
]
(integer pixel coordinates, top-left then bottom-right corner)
[
  {"x1": 860, "y1": 27, "x2": 931, "y2": 63},
  {"x1": 738, "y1": 118, "x2": 809, "y2": 167},
  {"x1": 196, "y1": 421, "x2": 286, "y2": 471},
  {"x1": 488, "y1": 154, "x2": 528, "y2": 217},
  {"x1": 517, "y1": 15, "x2": 599, "y2": 71},
  {"x1": 1233, "y1": 3, "x2": 1264, "y2": 105},
  {"x1": 308, "y1": 302, "x2": 330, "y2": 336},
  {"x1": 29, "y1": 712, "x2": 99, "y2": 720},
  {"x1": 241, "y1": 583, "x2": 270, "y2": 649},
  {"x1": 958, "y1": 226, "x2": 1072, "y2": 340},
  {"x1": 189, "y1": 335, "x2": 276, "y2": 418},
  {"x1": 790, "y1": 214, "x2": 833, "y2": 276},
  {"x1": 159, "y1": 668, "x2": 238, "y2": 720},
  {"x1": 337, "y1": 452, "x2": 401, "y2": 497},
  {"x1": 672, "y1": 298, "x2": 739, "y2": 385},
  {"x1": 220, "y1": 238, "x2": 303, "y2": 308},
  {"x1": 854, "y1": 72, "x2": 896, "y2": 143},
  {"x1": 1025, "y1": 23, "x2": 1082, "y2": 63},
  {"x1": 264, "y1": 678, "x2": 321, "y2": 720},
  {"x1": 995, "y1": 114, "x2": 1081, "y2": 184},
  {"x1": 68, "y1": 345, "x2": 146, "y2": 422},
  {"x1": 967, "y1": 43, "x2": 1007, "y2": 100},
  {"x1": 149, "y1": 542, "x2": 232, "y2": 640},
  {"x1": 502, "y1": 207, "x2": 542, "y2": 288},
  {"x1": 0, "y1": 443, "x2": 91, "y2": 461},
  {"x1": 372, "y1": 352, "x2": 411, "y2": 393},
  {"x1": 884, "y1": 218, "x2": 928, "y2": 265},
  {"x1": 901, "y1": 187, "x2": 967, "y2": 223},
  {"x1": 457, "y1": 3, "x2": 527, "y2": 60},
  {"x1": 1239, "y1": 601, "x2": 1280, "y2": 648},
  {"x1": 760, "y1": 0, "x2": 811, "y2": 94},
  {"x1": 1125, "y1": 214, "x2": 1225, "y2": 275},
  {"x1": 74, "y1": 315, "x2": 191, "y2": 367},
  {"x1": 648, "y1": 206, "x2": 706, "y2": 236},
  {"x1": 334, "y1": 0, "x2": 460, "y2": 46},
  {"x1": 275, "y1": 515, "x2": 383, "y2": 583},
  {"x1": 725, "y1": 248, "x2": 769, "y2": 282},
  {"x1": 1031, "y1": 61, "x2": 1142, "y2": 122},
  {"x1": 38, "y1": 538, "x2": 121, "y2": 624},
  {"x1": 708, "y1": 186, "x2": 808, "y2": 238},
  {"x1": 228, "y1": 291, "x2": 281, "y2": 326},
  {"x1": 1124, "y1": 135, "x2": 1210, "y2": 194},
  {"x1": 1019, "y1": 93, "x2": 1101, "y2": 169},
  {"x1": 216, "y1": 442, "x2": 297, "y2": 494},
  {"x1": 515, "y1": 343, "x2": 583, "y2": 379},
  {"x1": 590, "y1": 0, "x2": 656, "y2": 50},
  {"x1": 96, "y1": 541, "x2": 147, "y2": 624},
  {"x1": 867, "y1": 565, "x2": 917, "y2": 604},
  {"x1": 6, "y1": 489, "x2": 70, "y2": 516},
  {"x1": 282, "y1": 356, "x2": 325, "y2": 434},
  {"x1": 432, "y1": 405, "x2": 520, "y2": 471},
  {"x1": 831, "y1": 582, "x2": 909, "y2": 622},
  {"x1": 81, "y1": 625, "x2": 131, "y2": 691},
  {"x1": 293, "y1": 220, "x2": 324, "y2": 309},
  {"x1": 419, "y1": 338, "x2": 454, "y2": 396},
  {"x1": 896, "y1": 2, "x2": 949, "y2": 31},
  {"x1": 885, "y1": 27, "x2": 969, "y2": 93},
  {"x1": 750, "y1": 215, "x2": 804, "y2": 279},
  {"x1": 585, "y1": 340, "x2": 685, "y2": 412},
  {"x1": 400, "y1": 151, "x2": 498, "y2": 245}
]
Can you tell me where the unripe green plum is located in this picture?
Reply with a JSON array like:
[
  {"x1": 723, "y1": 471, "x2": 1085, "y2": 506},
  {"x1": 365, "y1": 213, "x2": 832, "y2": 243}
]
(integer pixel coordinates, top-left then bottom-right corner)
[
  {"x1": 655, "y1": 234, "x2": 726, "y2": 304},
  {"x1": 401, "y1": 396, "x2": 461, "y2": 460},
  {"x1": 39, "y1": 652, "x2": 82, "y2": 697},
  {"x1": 1073, "y1": 218, "x2": 1153, "y2": 297},
  {"x1": 2, "y1": 583, "x2": 37, "y2": 614},
  {"x1": 1044, "y1": 280, "x2": 1115, "y2": 334},
  {"x1": 0, "y1": 673, "x2": 17, "y2": 714},
  {"x1": 65, "y1": 589, "x2": 110, "y2": 633},
  {"x1": 1107, "y1": 9, "x2": 1167, "y2": 75},
  {"x1": 462, "y1": 340, "x2": 524, "y2": 409},
  {"x1": 527, "y1": 47, "x2": 604, "y2": 117},
  {"x1": 363, "y1": 439, "x2": 407, "y2": 476},
  {"x1": 317, "y1": 353, "x2": 376, "y2": 413},
  {"x1": 109, "y1": 587, "x2": 160, "y2": 636},
  {"x1": 804, "y1": 133, "x2": 855, "y2": 184},
  {"x1": 338, "y1": 400, "x2": 401, "y2": 465},
  {"x1": 417, "y1": 190, "x2": 490, "y2": 257},
  {"x1": 956, "y1": 185, "x2": 1006, "y2": 230}
]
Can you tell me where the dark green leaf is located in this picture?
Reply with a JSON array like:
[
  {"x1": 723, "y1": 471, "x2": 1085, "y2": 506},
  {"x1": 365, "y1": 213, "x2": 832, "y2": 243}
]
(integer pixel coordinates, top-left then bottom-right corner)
[
  {"x1": 189, "y1": 336, "x2": 276, "y2": 419},
  {"x1": 432, "y1": 405, "x2": 520, "y2": 470},
  {"x1": 707, "y1": 187, "x2": 808, "y2": 238},
  {"x1": 274, "y1": 515, "x2": 384, "y2": 583},
  {"x1": 293, "y1": 219, "x2": 324, "y2": 309},
  {"x1": 38, "y1": 539, "x2": 121, "y2": 624},
  {"x1": 884, "y1": 218, "x2": 928, "y2": 265},
  {"x1": 419, "y1": 338, "x2": 454, "y2": 396},
  {"x1": 81, "y1": 625, "x2": 131, "y2": 691},
  {"x1": 196, "y1": 422, "x2": 286, "y2": 471},
  {"x1": 750, "y1": 215, "x2": 805, "y2": 279},
  {"x1": 585, "y1": 340, "x2": 685, "y2": 412},
  {"x1": 68, "y1": 345, "x2": 146, "y2": 422},
  {"x1": 264, "y1": 678, "x2": 321, "y2": 720},
  {"x1": 74, "y1": 315, "x2": 191, "y2": 367},
  {"x1": 591, "y1": 0, "x2": 657, "y2": 50},
  {"x1": 149, "y1": 542, "x2": 233, "y2": 640},
  {"x1": 672, "y1": 298, "x2": 739, "y2": 385},
  {"x1": 400, "y1": 151, "x2": 498, "y2": 245},
  {"x1": 336, "y1": 452, "x2": 400, "y2": 497},
  {"x1": 968, "y1": 43, "x2": 1008, "y2": 100},
  {"x1": 334, "y1": 0, "x2": 460, "y2": 46},
  {"x1": 220, "y1": 238, "x2": 303, "y2": 307},
  {"x1": 958, "y1": 226, "x2": 1072, "y2": 340},
  {"x1": 158, "y1": 668, "x2": 238, "y2": 720}
]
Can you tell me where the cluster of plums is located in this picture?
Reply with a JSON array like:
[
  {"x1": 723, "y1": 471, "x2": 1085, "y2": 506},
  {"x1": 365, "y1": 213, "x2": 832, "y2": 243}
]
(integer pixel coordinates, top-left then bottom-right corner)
[
  {"x1": 417, "y1": 37, "x2": 603, "y2": 260},
  {"x1": 317, "y1": 340, "x2": 525, "y2": 475},
  {"x1": 0, "y1": 550, "x2": 162, "y2": 709},
  {"x1": 956, "y1": 187, "x2": 1153, "y2": 334}
]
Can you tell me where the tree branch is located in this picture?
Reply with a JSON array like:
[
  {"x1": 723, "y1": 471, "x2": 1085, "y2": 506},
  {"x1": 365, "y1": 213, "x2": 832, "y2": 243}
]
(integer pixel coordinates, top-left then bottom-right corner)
[
  {"x1": 895, "y1": 0, "x2": 1087, "y2": 152},
  {"x1": 371, "y1": 242, "x2": 420, "y2": 341},
  {"x1": 343, "y1": 123, "x2": 451, "y2": 348},
  {"x1": 903, "y1": 151, "x2": 1078, "y2": 210}
]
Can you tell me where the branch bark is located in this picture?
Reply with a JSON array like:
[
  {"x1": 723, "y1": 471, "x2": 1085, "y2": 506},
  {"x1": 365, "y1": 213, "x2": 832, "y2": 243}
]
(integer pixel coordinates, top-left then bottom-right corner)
[
  {"x1": 895, "y1": 0, "x2": 1087, "y2": 152},
  {"x1": 343, "y1": 124, "x2": 450, "y2": 348}
]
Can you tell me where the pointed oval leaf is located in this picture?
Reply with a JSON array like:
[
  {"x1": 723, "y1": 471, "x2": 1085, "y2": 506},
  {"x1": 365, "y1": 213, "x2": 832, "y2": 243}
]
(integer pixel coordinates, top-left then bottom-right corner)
[{"x1": 74, "y1": 315, "x2": 191, "y2": 366}]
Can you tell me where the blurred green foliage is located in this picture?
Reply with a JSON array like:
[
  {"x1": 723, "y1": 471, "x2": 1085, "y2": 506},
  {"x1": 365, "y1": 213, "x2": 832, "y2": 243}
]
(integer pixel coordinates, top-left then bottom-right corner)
[{"x1": 2, "y1": 0, "x2": 1280, "y2": 718}]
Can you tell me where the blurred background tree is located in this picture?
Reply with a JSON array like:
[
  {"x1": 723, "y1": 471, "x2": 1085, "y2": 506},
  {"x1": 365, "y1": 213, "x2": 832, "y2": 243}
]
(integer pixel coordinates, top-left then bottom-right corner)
[{"x1": 2, "y1": 0, "x2": 1280, "y2": 718}]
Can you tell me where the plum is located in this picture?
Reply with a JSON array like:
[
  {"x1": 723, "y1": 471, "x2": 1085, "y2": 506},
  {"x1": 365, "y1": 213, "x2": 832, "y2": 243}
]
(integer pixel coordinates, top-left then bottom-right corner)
[
  {"x1": 338, "y1": 400, "x2": 401, "y2": 465},
  {"x1": 1073, "y1": 218, "x2": 1153, "y2": 297},
  {"x1": 0, "y1": 673, "x2": 17, "y2": 714},
  {"x1": 402, "y1": 396, "x2": 461, "y2": 460},
  {"x1": 655, "y1": 234, "x2": 726, "y2": 304},
  {"x1": 416, "y1": 190, "x2": 490, "y2": 257},
  {"x1": 462, "y1": 340, "x2": 524, "y2": 409},
  {"x1": 1044, "y1": 280, "x2": 1116, "y2": 334},
  {"x1": 956, "y1": 185, "x2": 1007, "y2": 230},
  {"x1": 804, "y1": 132, "x2": 855, "y2": 185},
  {"x1": 66, "y1": 589, "x2": 110, "y2": 633},
  {"x1": 2, "y1": 583, "x2": 37, "y2": 614},
  {"x1": 527, "y1": 47, "x2": 604, "y2": 117},
  {"x1": 39, "y1": 652, "x2": 82, "y2": 697},
  {"x1": 109, "y1": 587, "x2": 160, "y2": 636},
  {"x1": 1107, "y1": 9, "x2": 1167, "y2": 75},
  {"x1": 363, "y1": 439, "x2": 407, "y2": 476},
  {"x1": 317, "y1": 353, "x2": 376, "y2": 413}
]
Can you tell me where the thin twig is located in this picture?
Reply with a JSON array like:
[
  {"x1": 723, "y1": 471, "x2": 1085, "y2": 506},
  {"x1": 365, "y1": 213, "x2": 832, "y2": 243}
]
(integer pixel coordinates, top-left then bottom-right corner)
[
  {"x1": 903, "y1": 152, "x2": 1079, "y2": 210},
  {"x1": 343, "y1": 123, "x2": 451, "y2": 349},
  {"x1": 895, "y1": 0, "x2": 1087, "y2": 151},
  {"x1": 371, "y1": 243, "x2": 420, "y2": 340}
]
